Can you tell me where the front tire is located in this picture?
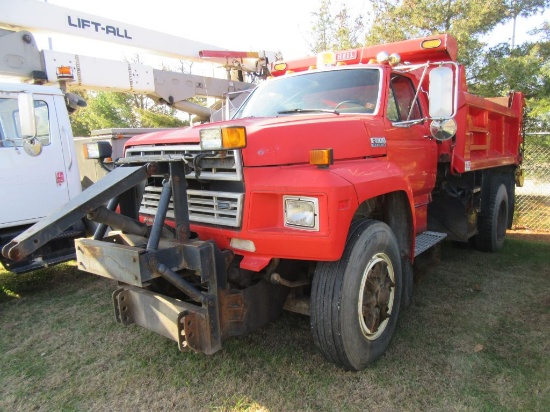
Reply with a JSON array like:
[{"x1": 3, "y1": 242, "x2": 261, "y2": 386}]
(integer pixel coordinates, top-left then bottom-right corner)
[{"x1": 311, "y1": 220, "x2": 402, "y2": 370}]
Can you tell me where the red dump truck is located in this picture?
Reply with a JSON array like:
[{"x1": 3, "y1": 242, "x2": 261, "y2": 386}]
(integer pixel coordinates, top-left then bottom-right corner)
[{"x1": 4, "y1": 34, "x2": 524, "y2": 371}]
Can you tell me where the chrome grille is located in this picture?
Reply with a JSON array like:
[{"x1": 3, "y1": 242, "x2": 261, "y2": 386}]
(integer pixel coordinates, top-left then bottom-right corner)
[
  {"x1": 125, "y1": 144, "x2": 242, "y2": 181},
  {"x1": 127, "y1": 143, "x2": 245, "y2": 227},
  {"x1": 140, "y1": 187, "x2": 244, "y2": 228}
]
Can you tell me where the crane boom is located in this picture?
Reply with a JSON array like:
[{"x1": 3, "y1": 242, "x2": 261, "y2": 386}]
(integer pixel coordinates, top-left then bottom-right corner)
[
  {"x1": 0, "y1": 29, "x2": 254, "y2": 121},
  {"x1": 0, "y1": 0, "x2": 276, "y2": 72}
]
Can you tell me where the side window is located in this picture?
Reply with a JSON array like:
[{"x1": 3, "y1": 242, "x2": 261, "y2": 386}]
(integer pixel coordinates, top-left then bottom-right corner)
[
  {"x1": 1, "y1": 98, "x2": 51, "y2": 147},
  {"x1": 387, "y1": 88, "x2": 399, "y2": 122},
  {"x1": 386, "y1": 75, "x2": 422, "y2": 122},
  {"x1": 34, "y1": 101, "x2": 51, "y2": 145}
]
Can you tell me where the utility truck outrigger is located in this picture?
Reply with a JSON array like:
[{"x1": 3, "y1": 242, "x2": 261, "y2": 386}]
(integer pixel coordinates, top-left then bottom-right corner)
[{"x1": 4, "y1": 34, "x2": 524, "y2": 370}]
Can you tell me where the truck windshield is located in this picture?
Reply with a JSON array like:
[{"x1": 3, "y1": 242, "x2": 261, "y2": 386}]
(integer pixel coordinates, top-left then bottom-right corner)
[{"x1": 234, "y1": 68, "x2": 381, "y2": 118}]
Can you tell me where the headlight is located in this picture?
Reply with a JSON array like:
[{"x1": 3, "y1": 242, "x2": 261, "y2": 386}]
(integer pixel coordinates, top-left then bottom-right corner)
[
  {"x1": 200, "y1": 126, "x2": 246, "y2": 150},
  {"x1": 283, "y1": 196, "x2": 319, "y2": 231}
]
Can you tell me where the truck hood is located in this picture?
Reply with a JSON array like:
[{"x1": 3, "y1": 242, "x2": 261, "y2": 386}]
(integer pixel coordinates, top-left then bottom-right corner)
[
  {"x1": 125, "y1": 127, "x2": 194, "y2": 146},
  {"x1": 125, "y1": 115, "x2": 382, "y2": 166},
  {"x1": 240, "y1": 115, "x2": 377, "y2": 167}
]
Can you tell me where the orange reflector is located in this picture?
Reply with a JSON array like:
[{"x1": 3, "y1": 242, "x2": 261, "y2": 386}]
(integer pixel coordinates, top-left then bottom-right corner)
[
  {"x1": 336, "y1": 61, "x2": 347, "y2": 66},
  {"x1": 310, "y1": 149, "x2": 333, "y2": 167},
  {"x1": 56, "y1": 66, "x2": 74, "y2": 79},
  {"x1": 273, "y1": 62, "x2": 287, "y2": 72},
  {"x1": 421, "y1": 39, "x2": 442, "y2": 49},
  {"x1": 221, "y1": 126, "x2": 247, "y2": 149}
]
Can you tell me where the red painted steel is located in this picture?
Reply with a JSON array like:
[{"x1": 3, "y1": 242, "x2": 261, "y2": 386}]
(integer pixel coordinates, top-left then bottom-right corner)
[{"x1": 128, "y1": 35, "x2": 524, "y2": 272}]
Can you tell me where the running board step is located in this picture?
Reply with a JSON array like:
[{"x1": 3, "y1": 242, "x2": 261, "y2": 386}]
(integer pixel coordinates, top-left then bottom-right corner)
[{"x1": 414, "y1": 231, "x2": 447, "y2": 257}]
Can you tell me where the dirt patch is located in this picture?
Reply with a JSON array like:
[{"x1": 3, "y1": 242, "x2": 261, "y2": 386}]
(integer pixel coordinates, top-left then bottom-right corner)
[{"x1": 507, "y1": 229, "x2": 550, "y2": 243}]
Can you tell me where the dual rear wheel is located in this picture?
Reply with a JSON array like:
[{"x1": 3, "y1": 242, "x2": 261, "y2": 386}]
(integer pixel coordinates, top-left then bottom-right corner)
[{"x1": 476, "y1": 182, "x2": 509, "y2": 252}]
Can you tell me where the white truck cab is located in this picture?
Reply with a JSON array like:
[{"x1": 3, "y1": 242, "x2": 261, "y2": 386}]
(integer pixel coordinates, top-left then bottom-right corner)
[
  {"x1": 0, "y1": 84, "x2": 83, "y2": 272},
  {"x1": 0, "y1": 84, "x2": 81, "y2": 227}
]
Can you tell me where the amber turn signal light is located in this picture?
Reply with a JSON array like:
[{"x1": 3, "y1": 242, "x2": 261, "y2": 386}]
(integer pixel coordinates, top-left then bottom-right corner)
[{"x1": 310, "y1": 148, "x2": 333, "y2": 167}]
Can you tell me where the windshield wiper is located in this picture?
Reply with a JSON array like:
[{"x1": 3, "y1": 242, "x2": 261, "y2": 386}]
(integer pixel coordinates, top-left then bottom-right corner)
[{"x1": 277, "y1": 108, "x2": 340, "y2": 115}]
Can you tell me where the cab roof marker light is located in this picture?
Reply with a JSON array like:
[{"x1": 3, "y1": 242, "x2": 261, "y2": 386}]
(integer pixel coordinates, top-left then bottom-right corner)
[
  {"x1": 273, "y1": 62, "x2": 287, "y2": 72},
  {"x1": 421, "y1": 38, "x2": 442, "y2": 49}
]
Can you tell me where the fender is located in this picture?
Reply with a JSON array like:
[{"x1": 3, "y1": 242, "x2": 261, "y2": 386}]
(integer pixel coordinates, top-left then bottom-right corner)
[{"x1": 329, "y1": 158, "x2": 416, "y2": 235}]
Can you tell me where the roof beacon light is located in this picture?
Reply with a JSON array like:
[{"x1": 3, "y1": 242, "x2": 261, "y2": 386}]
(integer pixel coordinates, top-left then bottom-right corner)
[
  {"x1": 376, "y1": 51, "x2": 390, "y2": 64},
  {"x1": 317, "y1": 51, "x2": 336, "y2": 68},
  {"x1": 388, "y1": 53, "x2": 401, "y2": 66}
]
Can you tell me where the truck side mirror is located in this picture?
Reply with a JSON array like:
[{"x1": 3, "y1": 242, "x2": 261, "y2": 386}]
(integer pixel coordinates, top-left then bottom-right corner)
[
  {"x1": 429, "y1": 66, "x2": 454, "y2": 118},
  {"x1": 18, "y1": 92, "x2": 37, "y2": 137},
  {"x1": 17, "y1": 92, "x2": 43, "y2": 156}
]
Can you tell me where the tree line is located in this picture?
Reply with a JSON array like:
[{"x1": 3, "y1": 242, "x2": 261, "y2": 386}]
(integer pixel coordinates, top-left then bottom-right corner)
[
  {"x1": 309, "y1": 0, "x2": 550, "y2": 132},
  {"x1": 69, "y1": 0, "x2": 550, "y2": 135}
]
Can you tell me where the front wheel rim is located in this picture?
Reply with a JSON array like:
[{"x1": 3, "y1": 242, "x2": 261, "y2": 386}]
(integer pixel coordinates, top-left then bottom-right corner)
[{"x1": 357, "y1": 253, "x2": 396, "y2": 341}]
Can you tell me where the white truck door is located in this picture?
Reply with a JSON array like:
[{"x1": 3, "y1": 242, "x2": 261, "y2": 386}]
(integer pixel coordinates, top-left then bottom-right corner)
[{"x1": 0, "y1": 92, "x2": 72, "y2": 228}]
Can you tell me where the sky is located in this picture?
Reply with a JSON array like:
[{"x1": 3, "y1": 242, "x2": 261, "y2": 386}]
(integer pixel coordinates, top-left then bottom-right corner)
[{"x1": 13, "y1": 0, "x2": 550, "y2": 71}]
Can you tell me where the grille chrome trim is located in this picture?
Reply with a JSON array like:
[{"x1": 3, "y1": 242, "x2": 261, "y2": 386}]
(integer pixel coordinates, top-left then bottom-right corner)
[
  {"x1": 125, "y1": 144, "x2": 242, "y2": 181},
  {"x1": 140, "y1": 186, "x2": 244, "y2": 228},
  {"x1": 128, "y1": 144, "x2": 244, "y2": 227}
]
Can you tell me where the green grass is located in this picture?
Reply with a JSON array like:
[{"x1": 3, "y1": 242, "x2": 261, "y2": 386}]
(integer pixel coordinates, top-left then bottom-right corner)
[{"x1": 1, "y1": 238, "x2": 549, "y2": 411}]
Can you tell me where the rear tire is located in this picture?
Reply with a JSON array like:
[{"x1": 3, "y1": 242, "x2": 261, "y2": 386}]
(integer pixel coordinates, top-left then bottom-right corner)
[
  {"x1": 311, "y1": 220, "x2": 402, "y2": 370},
  {"x1": 476, "y1": 182, "x2": 508, "y2": 252}
]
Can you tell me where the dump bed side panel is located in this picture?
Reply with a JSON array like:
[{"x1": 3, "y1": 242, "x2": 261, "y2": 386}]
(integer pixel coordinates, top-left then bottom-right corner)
[{"x1": 451, "y1": 91, "x2": 524, "y2": 173}]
